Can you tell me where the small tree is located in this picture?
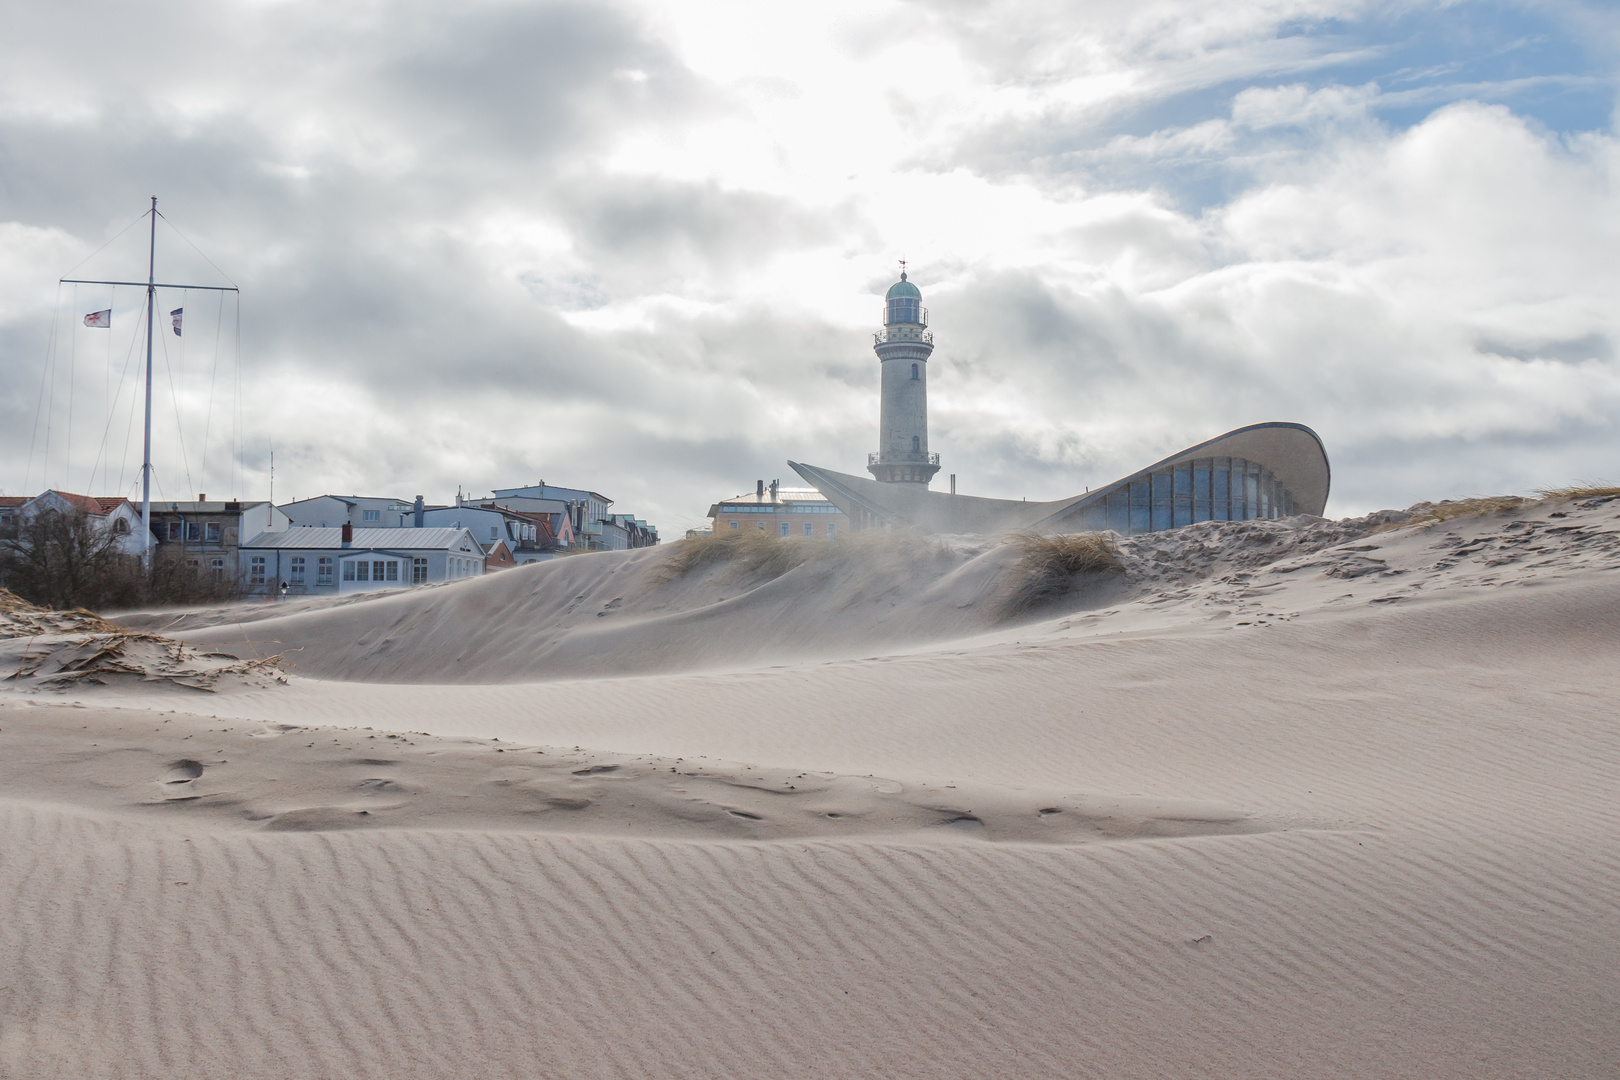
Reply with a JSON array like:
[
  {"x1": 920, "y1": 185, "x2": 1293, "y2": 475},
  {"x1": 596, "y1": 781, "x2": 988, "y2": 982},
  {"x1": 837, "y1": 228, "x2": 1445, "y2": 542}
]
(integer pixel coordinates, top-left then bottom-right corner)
[
  {"x1": 0, "y1": 507, "x2": 140, "y2": 610},
  {"x1": 0, "y1": 508, "x2": 242, "y2": 611}
]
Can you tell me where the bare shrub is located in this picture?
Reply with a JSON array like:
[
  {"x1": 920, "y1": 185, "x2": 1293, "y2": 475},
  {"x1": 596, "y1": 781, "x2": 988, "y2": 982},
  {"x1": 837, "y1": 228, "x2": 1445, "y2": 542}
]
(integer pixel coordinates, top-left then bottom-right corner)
[
  {"x1": 0, "y1": 508, "x2": 240, "y2": 612},
  {"x1": 999, "y1": 532, "x2": 1124, "y2": 617}
]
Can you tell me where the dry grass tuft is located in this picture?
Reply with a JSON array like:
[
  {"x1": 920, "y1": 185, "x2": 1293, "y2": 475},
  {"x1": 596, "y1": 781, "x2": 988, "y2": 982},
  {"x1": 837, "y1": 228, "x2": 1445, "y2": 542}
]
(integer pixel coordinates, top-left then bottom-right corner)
[
  {"x1": 657, "y1": 528, "x2": 951, "y2": 585},
  {"x1": 1533, "y1": 483, "x2": 1620, "y2": 501},
  {"x1": 999, "y1": 532, "x2": 1123, "y2": 617},
  {"x1": 1402, "y1": 496, "x2": 1527, "y2": 527},
  {"x1": 656, "y1": 531, "x2": 818, "y2": 583}
]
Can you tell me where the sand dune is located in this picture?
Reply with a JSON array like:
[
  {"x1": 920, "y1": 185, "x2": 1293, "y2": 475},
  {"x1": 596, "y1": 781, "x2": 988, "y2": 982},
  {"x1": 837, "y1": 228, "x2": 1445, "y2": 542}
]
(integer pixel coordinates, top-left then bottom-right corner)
[{"x1": 4, "y1": 492, "x2": 1619, "y2": 1077}]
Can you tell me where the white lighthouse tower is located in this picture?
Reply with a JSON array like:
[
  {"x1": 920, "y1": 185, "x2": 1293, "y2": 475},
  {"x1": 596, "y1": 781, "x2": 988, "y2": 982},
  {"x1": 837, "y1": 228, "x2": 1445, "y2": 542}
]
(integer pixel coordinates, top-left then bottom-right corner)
[{"x1": 868, "y1": 266, "x2": 941, "y2": 485}]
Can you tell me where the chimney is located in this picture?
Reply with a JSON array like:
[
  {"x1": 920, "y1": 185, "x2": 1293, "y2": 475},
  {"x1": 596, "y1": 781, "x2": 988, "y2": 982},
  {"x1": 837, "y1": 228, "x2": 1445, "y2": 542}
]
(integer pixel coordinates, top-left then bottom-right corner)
[
  {"x1": 341, "y1": 522, "x2": 353, "y2": 547},
  {"x1": 756, "y1": 479, "x2": 764, "y2": 500},
  {"x1": 414, "y1": 495, "x2": 424, "y2": 528},
  {"x1": 198, "y1": 493, "x2": 206, "y2": 502},
  {"x1": 770, "y1": 479, "x2": 779, "y2": 502},
  {"x1": 950, "y1": 474, "x2": 956, "y2": 495}
]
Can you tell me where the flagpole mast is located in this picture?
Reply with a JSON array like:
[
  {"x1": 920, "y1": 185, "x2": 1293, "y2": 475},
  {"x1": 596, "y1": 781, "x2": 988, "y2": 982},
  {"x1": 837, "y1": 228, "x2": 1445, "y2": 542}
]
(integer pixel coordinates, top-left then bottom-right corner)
[{"x1": 141, "y1": 195, "x2": 157, "y2": 566}]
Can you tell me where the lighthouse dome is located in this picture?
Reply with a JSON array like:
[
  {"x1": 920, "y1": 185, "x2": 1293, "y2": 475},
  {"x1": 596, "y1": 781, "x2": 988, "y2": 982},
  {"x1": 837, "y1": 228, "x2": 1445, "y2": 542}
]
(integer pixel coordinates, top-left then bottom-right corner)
[
  {"x1": 884, "y1": 271, "x2": 925, "y2": 325},
  {"x1": 885, "y1": 273, "x2": 921, "y2": 300}
]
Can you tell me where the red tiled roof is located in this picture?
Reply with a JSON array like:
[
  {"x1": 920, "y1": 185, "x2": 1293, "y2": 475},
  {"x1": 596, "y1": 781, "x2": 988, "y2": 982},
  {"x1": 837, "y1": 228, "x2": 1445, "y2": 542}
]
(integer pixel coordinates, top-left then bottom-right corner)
[{"x1": 45, "y1": 492, "x2": 132, "y2": 515}]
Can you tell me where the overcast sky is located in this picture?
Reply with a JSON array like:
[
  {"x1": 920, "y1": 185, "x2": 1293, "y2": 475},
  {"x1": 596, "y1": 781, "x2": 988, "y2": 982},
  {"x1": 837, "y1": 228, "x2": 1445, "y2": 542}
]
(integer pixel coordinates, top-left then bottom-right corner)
[{"x1": 3, "y1": 0, "x2": 1617, "y2": 533}]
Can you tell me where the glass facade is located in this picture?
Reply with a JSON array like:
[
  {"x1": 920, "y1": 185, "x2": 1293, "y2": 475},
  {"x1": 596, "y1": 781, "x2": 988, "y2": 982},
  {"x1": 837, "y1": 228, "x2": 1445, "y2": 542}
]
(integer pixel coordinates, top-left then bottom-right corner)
[{"x1": 1074, "y1": 456, "x2": 1302, "y2": 535}]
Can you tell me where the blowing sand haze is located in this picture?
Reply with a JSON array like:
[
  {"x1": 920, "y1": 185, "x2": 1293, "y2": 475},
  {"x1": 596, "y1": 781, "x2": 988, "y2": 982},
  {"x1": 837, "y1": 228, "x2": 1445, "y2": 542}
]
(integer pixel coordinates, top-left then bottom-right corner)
[{"x1": 2, "y1": 492, "x2": 1618, "y2": 1078}]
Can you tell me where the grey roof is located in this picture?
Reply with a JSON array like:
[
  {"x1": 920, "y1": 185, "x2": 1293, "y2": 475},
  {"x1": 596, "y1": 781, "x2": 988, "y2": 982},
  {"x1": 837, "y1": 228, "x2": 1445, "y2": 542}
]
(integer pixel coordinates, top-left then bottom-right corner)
[
  {"x1": 239, "y1": 527, "x2": 478, "y2": 552},
  {"x1": 149, "y1": 501, "x2": 272, "y2": 513}
]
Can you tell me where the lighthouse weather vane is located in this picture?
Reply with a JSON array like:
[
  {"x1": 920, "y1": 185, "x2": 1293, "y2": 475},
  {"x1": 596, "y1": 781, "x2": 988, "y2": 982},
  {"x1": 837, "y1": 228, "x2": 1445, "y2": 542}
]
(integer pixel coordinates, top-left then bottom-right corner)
[{"x1": 60, "y1": 197, "x2": 239, "y2": 565}]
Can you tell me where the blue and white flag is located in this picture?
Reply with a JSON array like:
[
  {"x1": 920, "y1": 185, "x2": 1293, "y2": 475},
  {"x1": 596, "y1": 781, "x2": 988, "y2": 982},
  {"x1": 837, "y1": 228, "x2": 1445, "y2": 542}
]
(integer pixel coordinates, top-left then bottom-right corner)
[
  {"x1": 170, "y1": 307, "x2": 183, "y2": 336},
  {"x1": 83, "y1": 309, "x2": 111, "y2": 328}
]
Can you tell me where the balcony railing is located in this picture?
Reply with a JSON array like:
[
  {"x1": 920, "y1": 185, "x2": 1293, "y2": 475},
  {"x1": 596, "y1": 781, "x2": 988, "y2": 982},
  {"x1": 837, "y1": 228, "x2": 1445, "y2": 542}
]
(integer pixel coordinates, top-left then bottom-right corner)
[
  {"x1": 869, "y1": 452, "x2": 941, "y2": 466},
  {"x1": 873, "y1": 327, "x2": 934, "y2": 345}
]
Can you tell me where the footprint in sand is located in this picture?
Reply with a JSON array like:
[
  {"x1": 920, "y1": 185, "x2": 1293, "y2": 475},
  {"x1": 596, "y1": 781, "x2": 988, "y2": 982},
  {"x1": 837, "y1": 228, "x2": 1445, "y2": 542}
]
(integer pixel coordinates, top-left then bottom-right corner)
[{"x1": 159, "y1": 759, "x2": 204, "y2": 800}]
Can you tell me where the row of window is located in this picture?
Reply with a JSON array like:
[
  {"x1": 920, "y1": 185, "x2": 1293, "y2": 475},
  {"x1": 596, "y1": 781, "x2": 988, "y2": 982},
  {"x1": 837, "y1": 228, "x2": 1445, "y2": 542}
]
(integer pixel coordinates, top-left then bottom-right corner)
[
  {"x1": 726, "y1": 520, "x2": 837, "y2": 538},
  {"x1": 248, "y1": 554, "x2": 434, "y2": 587},
  {"x1": 1073, "y1": 456, "x2": 1299, "y2": 535},
  {"x1": 718, "y1": 503, "x2": 841, "y2": 514},
  {"x1": 166, "y1": 521, "x2": 222, "y2": 543}
]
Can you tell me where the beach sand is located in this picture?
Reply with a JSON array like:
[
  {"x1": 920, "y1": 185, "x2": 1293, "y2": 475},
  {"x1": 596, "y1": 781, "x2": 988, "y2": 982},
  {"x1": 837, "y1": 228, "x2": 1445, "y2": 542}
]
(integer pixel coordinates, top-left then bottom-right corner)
[{"x1": 2, "y1": 494, "x2": 1617, "y2": 1077}]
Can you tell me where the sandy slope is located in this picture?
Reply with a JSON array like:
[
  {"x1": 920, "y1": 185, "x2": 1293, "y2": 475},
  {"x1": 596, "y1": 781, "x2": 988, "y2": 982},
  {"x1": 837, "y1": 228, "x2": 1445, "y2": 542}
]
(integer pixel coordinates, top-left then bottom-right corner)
[{"x1": 3, "y1": 494, "x2": 1619, "y2": 1078}]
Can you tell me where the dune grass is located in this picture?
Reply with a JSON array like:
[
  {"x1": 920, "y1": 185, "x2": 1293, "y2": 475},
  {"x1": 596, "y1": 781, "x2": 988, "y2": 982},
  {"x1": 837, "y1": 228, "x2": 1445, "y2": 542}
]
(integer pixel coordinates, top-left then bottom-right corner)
[
  {"x1": 1533, "y1": 483, "x2": 1620, "y2": 500},
  {"x1": 656, "y1": 531, "x2": 815, "y2": 582},
  {"x1": 999, "y1": 532, "x2": 1123, "y2": 617},
  {"x1": 657, "y1": 528, "x2": 953, "y2": 586},
  {"x1": 1401, "y1": 496, "x2": 1527, "y2": 526},
  {"x1": 1382, "y1": 482, "x2": 1620, "y2": 532}
]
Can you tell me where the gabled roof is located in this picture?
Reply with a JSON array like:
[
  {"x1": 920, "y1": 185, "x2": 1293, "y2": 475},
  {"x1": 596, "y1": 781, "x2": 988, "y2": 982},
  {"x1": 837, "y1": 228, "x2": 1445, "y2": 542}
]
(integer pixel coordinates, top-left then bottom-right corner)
[
  {"x1": 239, "y1": 527, "x2": 481, "y2": 552},
  {"x1": 33, "y1": 491, "x2": 133, "y2": 516}
]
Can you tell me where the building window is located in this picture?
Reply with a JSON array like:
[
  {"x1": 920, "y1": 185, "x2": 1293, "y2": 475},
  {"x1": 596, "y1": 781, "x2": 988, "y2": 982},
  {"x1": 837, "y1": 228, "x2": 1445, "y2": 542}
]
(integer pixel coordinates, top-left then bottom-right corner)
[
  {"x1": 384, "y1": 561, "x2": 398, "y2": 582},
  {"x1": 205, "y1": 522, "x2": 221, "y2": 543},
  {"x1": 364, "y1": 510, "x2": 379, "y2": 522},
  {"x1": 826, "y1": 523, "x2": 835, "y2": 538},
  {"x1": 370, "y1": 560, "x2": 384, "y2": 580},
  {"x1": 290, "y1": 556, "x2": 305, "y2": 584},
  {"x1": 780, "y1": 521, "x2": 790, "y2": 537},
  {"x1": 757, "y1": 522, "x2": 766, "y2": 531},
  {"x1": 168, "y1": 521, "x2": 182, "y2": 541},
  {"x1": 729, "y1": 521, "x2": 738, "y2": 530},
  {"x1": 912, "y1": 435, "x2": 920, "y2": 453},
  {"x1": 412, "y1": 557, "x2": 427, "y2": 584},
  {"x1": 317, "y1": 557, "x2": 334, "y2": 585},
  {"x1": 210, "y1": 558, "x2": 224, "y2": 582},
  {"x1": 344, "y1": 561, "x2": 357, "y2": 581},
  {"x1": 249, "y1": 556, "x2": 266, "y2": 585},
  {"x1": 803, "y1": 523, "x2": 813, "y2": 537},
  {"x1": 186, "y1": 521, "x2": 203, "y2": 542},
  {"x1": 910, "y1": 363, "x2": 918, "y2": 380}
]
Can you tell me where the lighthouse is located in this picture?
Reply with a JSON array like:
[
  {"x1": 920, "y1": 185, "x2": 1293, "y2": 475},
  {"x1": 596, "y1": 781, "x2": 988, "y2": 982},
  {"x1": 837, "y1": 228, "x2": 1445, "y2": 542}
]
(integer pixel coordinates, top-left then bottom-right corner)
[{"x1": 867, "y1": 267, "x2": 941, "y2": 485}]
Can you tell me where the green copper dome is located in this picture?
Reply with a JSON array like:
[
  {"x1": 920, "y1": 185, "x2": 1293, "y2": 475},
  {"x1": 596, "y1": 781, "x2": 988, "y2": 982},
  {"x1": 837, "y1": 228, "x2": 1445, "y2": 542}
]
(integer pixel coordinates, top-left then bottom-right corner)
[{"x1": 885, "y1": 272, "x2": 921, "y2": 300}]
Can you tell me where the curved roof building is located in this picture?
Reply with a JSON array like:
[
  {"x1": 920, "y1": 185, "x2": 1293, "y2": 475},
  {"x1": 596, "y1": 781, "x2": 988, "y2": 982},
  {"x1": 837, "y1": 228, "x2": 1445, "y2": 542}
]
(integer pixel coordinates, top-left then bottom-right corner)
[
  {"x1": 787, "y1": 424, "x2": 1328, "y2": 537},
  {"x1": 793, "y1": 421, "x2": 1328, "y2": 535},
  {"x1": 792, "y1": 268, "x2": 1330, "y2": 536}
]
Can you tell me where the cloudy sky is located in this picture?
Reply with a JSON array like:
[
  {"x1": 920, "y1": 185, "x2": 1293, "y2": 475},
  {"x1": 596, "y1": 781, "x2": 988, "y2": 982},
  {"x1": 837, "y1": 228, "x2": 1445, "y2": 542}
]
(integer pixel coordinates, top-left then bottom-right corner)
[{"x1": 3, "y1": 0, "x2": 1617, "y2": 533}]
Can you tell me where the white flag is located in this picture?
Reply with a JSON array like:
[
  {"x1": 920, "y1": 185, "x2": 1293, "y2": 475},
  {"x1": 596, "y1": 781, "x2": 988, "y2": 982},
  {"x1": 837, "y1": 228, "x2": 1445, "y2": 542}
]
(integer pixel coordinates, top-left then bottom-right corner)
[
  {"x1": 84, "y1": 309, "x2": 111, "y2": 328},
  {"x1": 170, "y1": 307, "x2": 183, "y2": 336}
]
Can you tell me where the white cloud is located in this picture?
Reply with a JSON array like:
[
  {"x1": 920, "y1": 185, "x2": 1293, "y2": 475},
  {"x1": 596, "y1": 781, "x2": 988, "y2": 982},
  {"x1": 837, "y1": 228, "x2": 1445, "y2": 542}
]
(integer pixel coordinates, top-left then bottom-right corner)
[{"x1": 2, "y1": 0, "x2": 1617, "y2": 524}]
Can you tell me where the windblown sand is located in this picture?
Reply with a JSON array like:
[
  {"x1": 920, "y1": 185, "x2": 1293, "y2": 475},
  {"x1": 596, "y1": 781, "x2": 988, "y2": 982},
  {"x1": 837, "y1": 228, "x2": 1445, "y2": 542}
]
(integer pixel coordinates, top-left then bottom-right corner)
[{"x1": 3, "y1": 495, "x2": 1619, "y2": 1077}]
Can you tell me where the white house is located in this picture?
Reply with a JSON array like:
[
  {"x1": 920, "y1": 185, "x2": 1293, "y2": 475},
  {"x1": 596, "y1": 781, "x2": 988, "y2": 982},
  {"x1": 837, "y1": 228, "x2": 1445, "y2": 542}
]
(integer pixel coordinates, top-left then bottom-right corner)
[
  {"x1": 13, "y1": 491, "x2": 148, "y2": 556},
  {"x1": 278, "y1": 495, "x2": 418, "y2": 529},
  {"x1": 236, "y1": 525, "x2": 486, "y2": 596},
  {"x1": 418, "y1": 503, "x2": 552, "y2": 564}
]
